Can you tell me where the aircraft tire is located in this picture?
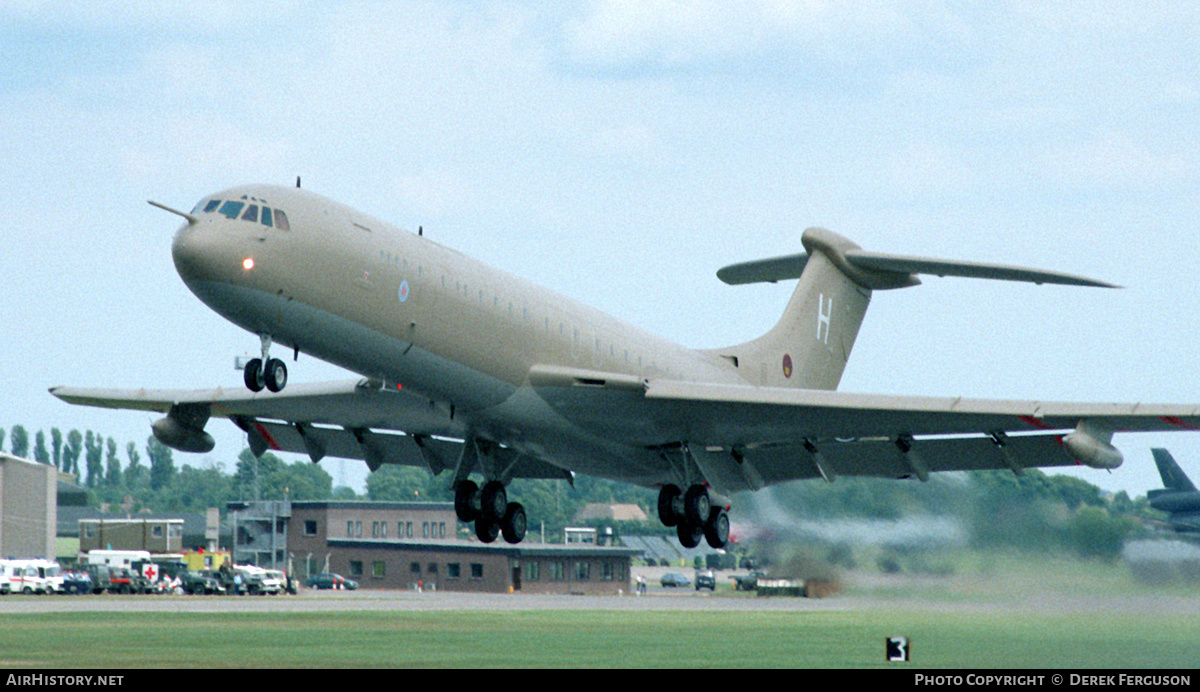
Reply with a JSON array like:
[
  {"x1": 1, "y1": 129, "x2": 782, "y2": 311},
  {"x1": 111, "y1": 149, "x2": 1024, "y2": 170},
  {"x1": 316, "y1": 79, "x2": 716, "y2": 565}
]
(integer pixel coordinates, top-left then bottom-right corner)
[
  {"x1": 475, "y1": 517, "x2": 500, "y2": 543},
  {"x1": 657, "y1": 484, "x2": 681, "y2": 527},
  {"x1": 704, "y1": 509, "x2": 729, "y2": 549},
  {"x1": 480, "y1": 481, "x2": 507, "y2": 521},
  {"x1": 243, "y1": 358, "x2": 265, "y2": 392},
  {"x1": 264, "y1": 358, "x2": 287, "y2": 392},
  {"x1": 677, "y1": 521, "x2": 702, "y2": 549},
  {"x1": 501, "y1": 502, "x2": 527, "y2": 544},
  {"x1": 454, "y1": 480, "x2": 480, "y2": 522},
  {"x1": 684, "y1": 484, "x2": 711, "y2": 527}
]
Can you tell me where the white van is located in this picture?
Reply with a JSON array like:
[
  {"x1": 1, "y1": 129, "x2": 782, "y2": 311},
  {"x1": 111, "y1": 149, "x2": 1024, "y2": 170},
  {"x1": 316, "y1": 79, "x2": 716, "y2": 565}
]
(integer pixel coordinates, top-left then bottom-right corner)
[
  {"x1": 84, "y1": 550, "x2": 152, "y2": 569},
  {"x1": 0, "y1": 560, "x2": 48, "y2": 594},
  {"x1": 30, "y1": 560, "x2": 65, "y2": 593}
]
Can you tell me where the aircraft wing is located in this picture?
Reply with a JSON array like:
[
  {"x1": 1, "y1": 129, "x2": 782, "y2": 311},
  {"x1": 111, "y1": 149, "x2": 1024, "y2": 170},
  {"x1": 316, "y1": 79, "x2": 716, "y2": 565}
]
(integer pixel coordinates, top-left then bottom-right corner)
[
  {"x1": 529, "y1": 370, "x2": 1200, "y2": 493},
  {"x1": 48, "y1": 379, "x2": 568, "y2": 480},
  {"x1": 642, "y1": 380, "x2": 1200, "y2": 492}
]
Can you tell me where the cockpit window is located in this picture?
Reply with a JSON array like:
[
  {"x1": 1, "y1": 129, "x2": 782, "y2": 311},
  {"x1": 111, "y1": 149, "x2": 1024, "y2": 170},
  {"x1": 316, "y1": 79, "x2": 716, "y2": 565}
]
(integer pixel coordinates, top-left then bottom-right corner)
[
  {"x1": 261, "y1": 207, "x2": 273, "y2": 227},
  {"x1": 241, "y1": 205, "x2": 259, "y2": 223},
  {"x1": 203, "y1": 199, "x2": 221, "y2": 213},
  {"x1": 274, "y1": 209, "x2": 290, "y2": 231},
  {"x1": 218, "y1": 201, "x2": 245, "y2": 219}
]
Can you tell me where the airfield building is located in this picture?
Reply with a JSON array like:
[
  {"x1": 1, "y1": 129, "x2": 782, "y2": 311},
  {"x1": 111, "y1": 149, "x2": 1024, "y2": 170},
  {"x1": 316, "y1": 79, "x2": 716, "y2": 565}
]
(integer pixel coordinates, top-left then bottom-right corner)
[
  {"x1": 288, "y1": 500, "x2": 640, "y2": 594},
  {"x1": 0, "y1": 452, "x2": 57, "y2": 559}
]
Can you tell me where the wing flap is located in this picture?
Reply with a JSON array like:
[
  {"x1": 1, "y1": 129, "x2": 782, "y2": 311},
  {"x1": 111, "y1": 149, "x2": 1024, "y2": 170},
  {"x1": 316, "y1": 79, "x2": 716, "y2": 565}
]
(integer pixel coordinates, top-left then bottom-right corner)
[
  {"x1": 692, "y1": 434, "x2": 1075, "y2": 493},
  {"x1": 643, "y1": 380, "x2": 1200, "y2": 440}
]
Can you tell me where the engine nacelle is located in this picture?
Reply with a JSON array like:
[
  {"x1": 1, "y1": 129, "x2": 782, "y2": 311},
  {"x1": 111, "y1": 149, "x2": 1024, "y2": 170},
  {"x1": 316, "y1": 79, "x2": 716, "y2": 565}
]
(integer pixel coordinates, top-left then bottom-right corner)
[
  {"x1": 1062, "y1": 421, "x2": 1123, "y2": 470},
  {"x1": 152, "y1": 414, "x2": 215, "y2": 453}
]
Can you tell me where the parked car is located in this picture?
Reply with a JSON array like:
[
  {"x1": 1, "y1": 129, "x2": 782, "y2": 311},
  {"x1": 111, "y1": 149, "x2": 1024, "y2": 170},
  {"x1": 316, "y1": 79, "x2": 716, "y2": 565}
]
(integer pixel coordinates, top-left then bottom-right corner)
[
  {"x1": 660, "y1": 572, "x2": 690, "y2": 588},
  {"x1": 694, "y1": 570, "x2": 716, "y2": 591},
  {"x1": 306, "y1": 573, "x2": 358, "y2": 590},
  {"x1": 180, "y1": 570, "x2": 224, "y2": 595},
  {"x1": 733, "y1": 570, "x2": 767, "y2": 591}
]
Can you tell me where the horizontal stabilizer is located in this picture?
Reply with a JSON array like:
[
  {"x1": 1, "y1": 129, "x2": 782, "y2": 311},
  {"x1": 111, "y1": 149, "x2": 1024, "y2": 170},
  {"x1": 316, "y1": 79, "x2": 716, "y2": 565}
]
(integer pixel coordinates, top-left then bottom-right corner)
[
  {"x1": 717, "y1": 228, "x2": 1118, "y2": 289},
  {"x1": 843, "y1": 250, "x2": 1119, "y2": 288},
  {"x1": 716, "y1": 253, "x2": 809, "y2": 285}
]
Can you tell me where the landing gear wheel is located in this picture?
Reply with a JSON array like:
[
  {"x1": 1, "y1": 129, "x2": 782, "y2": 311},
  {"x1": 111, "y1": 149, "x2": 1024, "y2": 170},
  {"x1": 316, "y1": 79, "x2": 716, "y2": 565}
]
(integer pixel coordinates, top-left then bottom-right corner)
[
  {"x1": 454, "y1": 480, "x2": 480, "y2": 522},
  {"x1": 475, "y1": 517, "x2": 500, "y2": 543},
  {"x1": 264, "y1": 358, "x2": 288, "y2": 392},
  {"x1": 658, "y1": 484, "x2": 681, "y2": 527},
  {"x1": 704, "y1": 509, "x2": 730, "y2": 549},
  {"x1": 501, "y1": 502, "x2": 527, "y2": 544},
  {"x1": 677, "y1": 521, "x2": 703, "y2": 549},
  {"x1": 684, "y1": 484, "x2": 711, "y2": 527},
  {"x1": 243, "y1": 358, "x2": 265, "y2": 392},
  {"x1": 479, "y1": 480, "x2": 507, "y2": 521}
]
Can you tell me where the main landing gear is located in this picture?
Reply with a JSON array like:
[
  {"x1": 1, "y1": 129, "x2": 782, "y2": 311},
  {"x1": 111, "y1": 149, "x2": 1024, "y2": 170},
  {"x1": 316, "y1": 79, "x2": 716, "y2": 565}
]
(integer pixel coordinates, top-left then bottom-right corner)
[
  {"x1": 244, "y1": 334, "x2": 288, "y2": 393},
  {"x1": 454, "y1": 480, "x2": 527, "y2": 544},
  {"x1": 658, "y1": 484, "x2": 729, "y2": 549}
]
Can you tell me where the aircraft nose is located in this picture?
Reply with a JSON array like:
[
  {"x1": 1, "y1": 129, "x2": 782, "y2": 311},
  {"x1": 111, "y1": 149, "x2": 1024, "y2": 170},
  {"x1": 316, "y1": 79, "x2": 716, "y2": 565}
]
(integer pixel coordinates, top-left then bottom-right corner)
[{"x1": 171, "y1": 223, "x2": 245, "y2": 287}]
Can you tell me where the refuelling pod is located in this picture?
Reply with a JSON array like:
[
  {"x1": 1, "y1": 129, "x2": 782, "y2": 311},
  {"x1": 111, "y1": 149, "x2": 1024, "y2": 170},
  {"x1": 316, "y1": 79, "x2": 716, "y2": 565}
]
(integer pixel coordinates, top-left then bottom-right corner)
[
  {"x1": 1062, "y1": 421, "x2": 1123, "y2": 470},
  {"x1": 151, "y1": 403, "x2": 215, "y2": 454}
]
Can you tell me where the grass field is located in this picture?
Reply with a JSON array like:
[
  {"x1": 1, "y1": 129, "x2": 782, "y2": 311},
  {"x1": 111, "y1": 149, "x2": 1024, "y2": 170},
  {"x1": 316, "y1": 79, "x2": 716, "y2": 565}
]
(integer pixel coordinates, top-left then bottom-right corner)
[
  {"x1": 1, "y1": 552, "x2": 1196, "y2": 668},
  {"x1": 0, "y1": 608, "x2": 1196, "y2": 668}
]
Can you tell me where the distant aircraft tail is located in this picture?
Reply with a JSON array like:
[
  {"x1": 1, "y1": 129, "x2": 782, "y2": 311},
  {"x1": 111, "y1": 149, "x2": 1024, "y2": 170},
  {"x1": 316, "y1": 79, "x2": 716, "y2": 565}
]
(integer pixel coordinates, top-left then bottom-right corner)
[
  {"x1": 1152, "y1": 448, "x2": 1198, "y2": 492},
  {"x1": 710, "y1": 227, "x2": 1116, "y2": 391}
]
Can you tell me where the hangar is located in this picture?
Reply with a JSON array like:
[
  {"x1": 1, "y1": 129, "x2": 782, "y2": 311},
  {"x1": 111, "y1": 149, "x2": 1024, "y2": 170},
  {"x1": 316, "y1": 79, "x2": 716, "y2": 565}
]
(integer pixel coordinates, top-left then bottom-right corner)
[{"x1": 0, "y1": 452, "x2": 57, "y2": 559}]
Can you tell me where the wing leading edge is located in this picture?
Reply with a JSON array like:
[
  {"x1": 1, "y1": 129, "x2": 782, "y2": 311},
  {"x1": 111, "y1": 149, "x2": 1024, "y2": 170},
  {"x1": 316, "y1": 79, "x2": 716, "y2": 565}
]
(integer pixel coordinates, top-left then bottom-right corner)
[{"x1": 48, "y1": 379, "x2": 571, "y2": 481}]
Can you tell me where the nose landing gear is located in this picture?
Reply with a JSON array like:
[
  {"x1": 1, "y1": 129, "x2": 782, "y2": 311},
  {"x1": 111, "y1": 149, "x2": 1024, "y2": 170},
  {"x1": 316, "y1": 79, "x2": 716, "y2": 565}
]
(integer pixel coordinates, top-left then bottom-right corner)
[{"x1": 243, "y1": 334, "x2": 288, "y2": 393}]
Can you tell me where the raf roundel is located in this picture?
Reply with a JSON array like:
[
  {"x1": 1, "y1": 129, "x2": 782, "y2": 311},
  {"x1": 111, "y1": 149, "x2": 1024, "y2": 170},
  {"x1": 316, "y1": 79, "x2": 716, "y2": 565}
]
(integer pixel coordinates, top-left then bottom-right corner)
[
  {"x1": 398, "y1": 280, "x2": 410, "y2": 303},
  {"x1": 782, "y1": 353, "x2": 793, "y2": 378}
]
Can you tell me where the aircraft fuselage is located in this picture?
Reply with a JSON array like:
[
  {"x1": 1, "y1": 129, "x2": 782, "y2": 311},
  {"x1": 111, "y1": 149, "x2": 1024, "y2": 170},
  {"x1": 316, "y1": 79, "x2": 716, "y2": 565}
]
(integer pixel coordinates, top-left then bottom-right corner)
[{"x1": 171, "y1": 184, "x2": 742, "y2": 484}]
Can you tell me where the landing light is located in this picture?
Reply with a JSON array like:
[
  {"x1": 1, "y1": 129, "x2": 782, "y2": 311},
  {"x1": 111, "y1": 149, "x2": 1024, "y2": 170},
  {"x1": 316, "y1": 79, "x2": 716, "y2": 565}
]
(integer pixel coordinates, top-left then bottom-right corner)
[{"x1": 243, "y1": 257, "x2": 255, "y2": 270}]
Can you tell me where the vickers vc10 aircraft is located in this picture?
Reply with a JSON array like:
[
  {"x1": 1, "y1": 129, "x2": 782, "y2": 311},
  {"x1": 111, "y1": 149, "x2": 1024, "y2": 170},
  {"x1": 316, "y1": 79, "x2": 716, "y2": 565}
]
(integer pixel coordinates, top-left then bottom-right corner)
[{"x1": 52, "y1": 183, "x2": 1200, "y2": 548}]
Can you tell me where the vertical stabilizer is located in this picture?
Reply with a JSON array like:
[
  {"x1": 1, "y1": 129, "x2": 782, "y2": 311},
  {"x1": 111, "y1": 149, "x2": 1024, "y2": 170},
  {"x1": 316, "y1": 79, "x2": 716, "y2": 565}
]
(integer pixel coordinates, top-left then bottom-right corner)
[
  {"x1": 710, "y1": 226, "x2": 1116, "y2": 392},
  {"x1": 712, "y1": 228, "x2": 905, "y2": 390},
  {"x1": 1152, "y1": 448, "x2": 1198, "y2": 491}
]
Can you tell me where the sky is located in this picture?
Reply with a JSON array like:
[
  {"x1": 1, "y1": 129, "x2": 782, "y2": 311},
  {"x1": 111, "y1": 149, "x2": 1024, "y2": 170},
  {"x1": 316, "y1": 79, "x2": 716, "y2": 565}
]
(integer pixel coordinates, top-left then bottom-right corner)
[{"x1": 2, "y1": 2, "x2": 1199, "y2": 499}]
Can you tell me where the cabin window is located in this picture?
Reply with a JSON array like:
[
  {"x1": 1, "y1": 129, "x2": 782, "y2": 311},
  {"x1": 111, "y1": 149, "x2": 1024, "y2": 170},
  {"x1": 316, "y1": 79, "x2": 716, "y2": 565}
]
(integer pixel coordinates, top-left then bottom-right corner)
[
  {"x1": 274, "y1": 209, "x2": 290, "y2": 231},
  {"x1": 218, "y1": 201, "x2": 245, "y2": 219},
  {"x1": 241, "y1": 205, "x2": 259, "y2": 223}
]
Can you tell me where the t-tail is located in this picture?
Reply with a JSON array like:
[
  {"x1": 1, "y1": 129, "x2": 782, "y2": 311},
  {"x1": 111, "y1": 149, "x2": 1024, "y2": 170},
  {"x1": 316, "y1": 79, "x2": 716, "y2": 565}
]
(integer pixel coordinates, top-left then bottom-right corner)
[{"x1": 710, "y1": 227, "x2": 1118, "y2": 391}]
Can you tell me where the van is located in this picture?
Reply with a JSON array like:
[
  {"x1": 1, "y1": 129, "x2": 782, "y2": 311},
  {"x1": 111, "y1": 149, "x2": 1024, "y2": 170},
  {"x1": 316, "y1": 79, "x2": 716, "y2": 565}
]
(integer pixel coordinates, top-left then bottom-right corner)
[
  {"x1": 0, "y1": 560, "x2": 48, "y2": 594},
  {"x1": 30, "y1": 560, "x2": 64, "y2": 593},
  {"x1": 84, "y1": 550, "x2": 152, "y2": 569}
]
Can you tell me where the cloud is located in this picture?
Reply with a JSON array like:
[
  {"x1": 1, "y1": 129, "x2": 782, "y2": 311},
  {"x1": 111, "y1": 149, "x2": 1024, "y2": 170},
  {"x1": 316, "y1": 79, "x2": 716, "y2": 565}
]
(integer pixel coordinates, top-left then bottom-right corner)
[{"x1": 560, "y1": 0, "x2": 948, "y2": 76}]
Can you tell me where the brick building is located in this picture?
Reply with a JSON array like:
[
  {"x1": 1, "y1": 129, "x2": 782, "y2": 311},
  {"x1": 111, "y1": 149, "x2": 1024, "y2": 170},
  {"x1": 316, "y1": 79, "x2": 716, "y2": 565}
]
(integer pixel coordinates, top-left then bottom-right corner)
[{"x1": 289, "y1": 500, "x2": 640, "y2": 594}]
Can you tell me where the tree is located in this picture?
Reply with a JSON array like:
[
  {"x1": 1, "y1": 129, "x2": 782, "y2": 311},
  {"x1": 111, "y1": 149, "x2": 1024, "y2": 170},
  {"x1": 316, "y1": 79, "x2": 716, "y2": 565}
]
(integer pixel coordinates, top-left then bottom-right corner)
[
  {"x1": 159, "y1": 465, "x2": 234, "y2": 512},
  {"x1": 235, "y1": 449, "x2": 333, "y2": 501},
  {"x1": 10, "y1": 425, "x2": 29, "y2": 459},
  {"x1": 33, "y1": 430, "x2": 51, "y2": 465},
  {"x1": 51, "y1": 428, "x2": 63, "y2": 470},
  {"x1": 124, "y1": 441, "x2": 147, "y2": 491},
  {"x1": 84, "y1": 431, "x2": 104, "y2": 488},
  {"x1": 105, "y1": 437, "x2": 121, "y2": 488},
  {"x1": 63, "y1": 430, "x2": 83, "y2": 476},
  {"x1": 147, "y1": 436, "x2": 176, "y2": 491}
]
